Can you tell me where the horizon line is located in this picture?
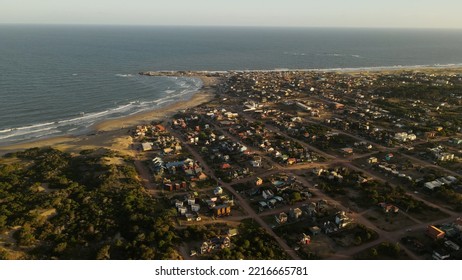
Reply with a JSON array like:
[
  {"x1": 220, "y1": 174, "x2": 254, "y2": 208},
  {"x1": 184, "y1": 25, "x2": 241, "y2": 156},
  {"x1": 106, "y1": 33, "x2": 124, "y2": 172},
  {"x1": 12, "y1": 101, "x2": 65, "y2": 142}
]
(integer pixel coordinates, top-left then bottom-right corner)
[{"x1": 1, "y1": 22, "x2": 462, "y2": 30}]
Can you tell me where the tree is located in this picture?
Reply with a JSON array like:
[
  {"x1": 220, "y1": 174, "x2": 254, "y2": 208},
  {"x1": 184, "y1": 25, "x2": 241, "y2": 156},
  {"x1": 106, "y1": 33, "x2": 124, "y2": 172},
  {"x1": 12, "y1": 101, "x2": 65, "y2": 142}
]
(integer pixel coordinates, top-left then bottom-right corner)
[
  {"x1": 392, "y1": 243, "x2": 401, "y2": 257},
  {"x1": 366, "y1": 231, "x2": 372, "y2": 241},
  {"x1": 96, "y1": 244, "x2": 111, "y2": 260},
  {"x1": 370, "y1": 248, "x2": 378, "y2": 258},
  {"x1": 139, "y1": 245, "x2": 156, "y2": 259},
  {"x1": 290, "y1": 192, "x2": 302, "y2": 203},
  {"x1": 0, "y1": 215, "x2": 7, "y2": 231},
  {"x1": 15, "y1": 224, "x2": 36, "y2": 246},
  {"x1": 53, "y1": 242, "x2": 67, "y2": 254},
  {"x1": 0, "y1": 248, "x2": 11, "y2": 260}
]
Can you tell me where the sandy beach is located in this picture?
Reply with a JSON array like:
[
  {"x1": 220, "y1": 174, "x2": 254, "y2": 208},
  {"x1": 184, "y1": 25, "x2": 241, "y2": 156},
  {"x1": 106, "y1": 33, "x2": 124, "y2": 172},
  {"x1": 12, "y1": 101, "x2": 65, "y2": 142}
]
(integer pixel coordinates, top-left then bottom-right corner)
[{"x1": 0, "y1": 75, "x2": 218, "y2": 157}]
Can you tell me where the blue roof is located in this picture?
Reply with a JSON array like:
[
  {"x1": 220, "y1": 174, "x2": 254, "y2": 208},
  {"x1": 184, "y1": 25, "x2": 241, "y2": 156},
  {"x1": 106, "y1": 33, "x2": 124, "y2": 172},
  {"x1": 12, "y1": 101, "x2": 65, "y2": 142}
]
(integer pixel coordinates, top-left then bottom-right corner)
[{"x1": 165, "y1": 161, "x2": 184, "y2": 168}]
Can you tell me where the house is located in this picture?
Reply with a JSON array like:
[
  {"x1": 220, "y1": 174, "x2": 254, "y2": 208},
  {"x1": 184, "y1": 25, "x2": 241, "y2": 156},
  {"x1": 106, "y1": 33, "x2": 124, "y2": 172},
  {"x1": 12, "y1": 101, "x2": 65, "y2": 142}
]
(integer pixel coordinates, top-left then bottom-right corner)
[
  {"x1": 163, "y1": 147, "x2": 173, "y2": 154},
  {"x1": 289, "y1": 208, "x2": 303, "y2": 219},
  {"x1": 446, "y1": 176, "x2": 458, "y2": 184},
  {"x1": 427, "y1": 225, "x2": 445, "y2": 240},
  {"x1": 255, "y1": 177, "x2": 263, "y2": 186},
  {"x1": 194, "y1": 166, "x2": 203, "y2": 174},
  {"x1": 335, "y1": 211, "x2": 352, "y2": 228},
  {"x1": 221, "y1": 163, "x2": 232, "y2": 169},
  {"x1": 164, "y1": 182, "x2": 185, "y2": 191},
  {"x1": 368, "y1": 157, "x2": 378, "y2": 164},
  {"x1": 187, "y1": 198, "x2": 196, "y2": 205},
  {"x1": 436, "y1": 153, "x2": 455, "y2": 162},
  {"x1": 206, "y1": 199, "x2": 216, "y2": 209},
  {"x1": 407, "y1": 134, "x2": 417, "y2": 141},
  {"x1": 378, "y1": 202, "x2": 399, "y2": 213},
  {"x1": 357, "y1": 176, "x2": 368, "y2": 184},
  {"x1": 296, "y1": 102, "x2": 312, "y2": 112},
  {"x1": 274, "y1": 196, "x2": 284, "y2": 203},
  {"x1": 227, "y1": 228, "x2": 239, "y2": 237},
  {"x1": 307, "y1": 202, "x2": 317, "y2": 216},
  {"x1": 322, "y1": 221, "x2": 338, "y2": 234},
  {"x1": 332, "y1": 102, "x2": 344, "y2": 110},
  {"x1": 440, "y1": 224, "x2": 459, "y2": 238},
  {"x1": 191, "y1": 204, "x2": 201, "y2": 212},
  {"x1": 287, "y1": 158, "x2": 297, "y2": 165},
  {"x1": 200, "y1": 242, "x2": 211, "y2": 254},
  {"x1": 214, "y1": 204, "x2": 231, "y2": 216},
  {"x1": 395, "y1": 132, "x2": 408, "y2": 142},
  {"x1": 214, "y1": 186, "x2": 223, "y2": 195},
  {"x1": 155, "y1": 124, "x2": 166, "y2": 132},
  {"x1": 309, "y1": 226, "x2": 321, "y2": 236},
  {"x1": 432, "y1": 249, "x2": 450, "y2": 260},
  {"x1": 152, "y1": 157, "x2": 164, "y2": 166},
  {"x1": 425, "y1": 131, "x2": 437, "y2": 139},
  {"x1": 174, "y1": 200, "x2": 184, "y2": 208},
  {"x1": 201, "y1": 237, "x2": 230, "y2": 254},
  {"x1": 184, "y1": 169, "x2": 195, "y2": 176},
  {"x1": 312, "y1": 168, "x2": 324, "y2": 176},
  {"x1": 262, "y1": 189, "x2": 274, "y2": 200},
  {"x1": 141, "y1": 142, "x2": 153, "y2": 151},
  {"x1": 225, "y1": 199, "x2": 234, "y2": 207},
  {"x1": 449, "y1": 138, "x2": 462, "y2": 145},
  {"x1": 341, "y1": 147, "x2": 353, "y2": 155},
  {"x1": 258, "y1": 201, "x2": 268, "y2": 208},
  {"x1": 197, "y1": 172, "x2": 208, "y2": 181},
  {"x1": 250, "y1": 156, "x2": 262, "y2": 167},
  {"x1": 165, "y1": 161, "x2": 185, "y2": 169},
  {"x1": 424, "y1": 181, "x2": 440, "y2": 191},
  {"x1": 299, "y1": 233, "x2": 311, "y2": 245},
  {"x1": 178, "y1": 206, "x2": 187, "y2": 215},
  {"x1": 445, "y1": 240, "x2": 460, "y2": 251},
  {"x1": 275, "y1": 212, "x2": 288, "y2": 224}
]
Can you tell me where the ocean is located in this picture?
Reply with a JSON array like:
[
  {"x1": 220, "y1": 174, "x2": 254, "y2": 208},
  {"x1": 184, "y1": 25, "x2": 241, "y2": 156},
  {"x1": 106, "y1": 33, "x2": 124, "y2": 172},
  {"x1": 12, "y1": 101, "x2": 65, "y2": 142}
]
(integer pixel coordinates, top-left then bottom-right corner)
[{"x1": 1, "y1": 25, "x2": 462, "y2": 145}]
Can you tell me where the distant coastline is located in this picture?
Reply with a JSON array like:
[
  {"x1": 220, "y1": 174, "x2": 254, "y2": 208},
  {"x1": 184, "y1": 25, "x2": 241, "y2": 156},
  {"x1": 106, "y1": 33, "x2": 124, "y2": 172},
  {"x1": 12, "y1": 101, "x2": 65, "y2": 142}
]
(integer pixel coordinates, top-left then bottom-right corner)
[{"x1": 140, "y1": 63, "x2": 462, "y2": 75}]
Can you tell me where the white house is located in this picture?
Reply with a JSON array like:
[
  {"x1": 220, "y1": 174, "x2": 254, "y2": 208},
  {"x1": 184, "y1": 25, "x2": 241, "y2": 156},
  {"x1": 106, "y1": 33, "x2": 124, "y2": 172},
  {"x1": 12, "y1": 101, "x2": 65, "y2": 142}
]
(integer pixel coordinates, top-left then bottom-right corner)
[
  {"x1": 214, "y1": 187, "x2": 223, "y2": 195},
  {"x1": 262, "y1": 190, "x2": 274, "y2": 200},
  {"x1": 191, "y1": 204, "x2": 201, "y2": 212}
]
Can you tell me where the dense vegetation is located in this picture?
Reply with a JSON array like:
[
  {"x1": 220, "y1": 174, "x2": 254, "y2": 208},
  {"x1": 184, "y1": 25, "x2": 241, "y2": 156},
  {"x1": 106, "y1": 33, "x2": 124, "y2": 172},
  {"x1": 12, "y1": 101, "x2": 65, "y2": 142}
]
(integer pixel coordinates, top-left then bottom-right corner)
[
  {"x1": 355, "y1": 242, "x2": 407, "y2": 260},
  {"x1": 374, "y1": 83, "x2": 462, "y2": 103},
  {"x1": 373, "y1": 82, "x2": 462, "y2": 134},
  {"x1": 357, "y1": 181, "x2": 428, "y2": 213},
  {"x1": 184, "y1": 219, "x2": 288, "y2": 260},
  {"x1": 0, "y1": 148, "x2": 179, "y2": 259},
  {"x1": 215, "y1": 219, "x2": 288, "y2": 260}
]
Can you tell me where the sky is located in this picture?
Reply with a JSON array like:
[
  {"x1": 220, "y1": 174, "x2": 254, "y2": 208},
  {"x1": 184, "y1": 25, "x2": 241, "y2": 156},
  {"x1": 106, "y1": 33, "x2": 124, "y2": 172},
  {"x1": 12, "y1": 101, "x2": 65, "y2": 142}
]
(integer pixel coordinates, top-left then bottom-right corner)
[{"x1": 1, "y1": 0, "x2": 461, "y2": 29}]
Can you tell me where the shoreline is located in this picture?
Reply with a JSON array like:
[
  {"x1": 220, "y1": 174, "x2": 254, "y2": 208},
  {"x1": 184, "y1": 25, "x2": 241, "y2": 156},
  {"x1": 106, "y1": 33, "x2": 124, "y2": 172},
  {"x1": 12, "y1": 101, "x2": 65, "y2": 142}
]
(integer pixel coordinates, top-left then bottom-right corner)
[
  {"x1": 0, "y1": 76, "x2": 218, "y2": 156},
  {"x1": 140, "y1": 63, "x2": 462, "y2": 75}
]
